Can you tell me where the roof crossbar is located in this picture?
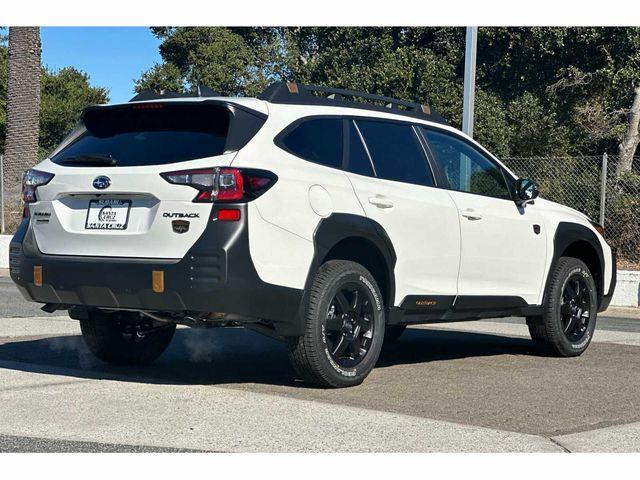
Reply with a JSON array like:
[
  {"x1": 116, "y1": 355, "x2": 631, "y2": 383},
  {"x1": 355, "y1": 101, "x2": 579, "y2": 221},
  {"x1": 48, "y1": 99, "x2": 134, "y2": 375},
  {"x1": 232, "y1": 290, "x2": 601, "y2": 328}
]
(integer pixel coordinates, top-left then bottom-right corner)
[
  {"x1": 129, "y1": 85, "x2": 221, "y2": 102},
  {"x1": 258, "y1": 82, "x2": 447, "y2": 125}
]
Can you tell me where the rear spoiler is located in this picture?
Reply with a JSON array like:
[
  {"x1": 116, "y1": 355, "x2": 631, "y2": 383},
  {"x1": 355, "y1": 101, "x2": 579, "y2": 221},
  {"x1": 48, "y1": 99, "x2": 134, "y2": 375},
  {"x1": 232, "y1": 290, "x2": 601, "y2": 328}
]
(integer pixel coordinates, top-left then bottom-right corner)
[{"x1": 80, "y1": 100, "x2": 267, "y2": 154}]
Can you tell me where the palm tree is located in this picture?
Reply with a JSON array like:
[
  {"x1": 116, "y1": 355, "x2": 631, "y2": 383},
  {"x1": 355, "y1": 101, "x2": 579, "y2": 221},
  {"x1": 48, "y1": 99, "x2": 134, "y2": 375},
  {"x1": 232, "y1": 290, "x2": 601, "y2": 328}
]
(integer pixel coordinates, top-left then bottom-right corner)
[{"x1": 4, "y1": 27, "x2": 41, "y2": 195}]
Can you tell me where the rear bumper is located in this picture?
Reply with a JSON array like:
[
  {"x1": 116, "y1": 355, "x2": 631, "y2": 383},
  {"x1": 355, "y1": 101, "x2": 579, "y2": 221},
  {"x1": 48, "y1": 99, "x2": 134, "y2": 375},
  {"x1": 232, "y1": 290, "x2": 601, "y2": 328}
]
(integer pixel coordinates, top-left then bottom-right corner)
[
  {"x1": 10, "y1": 204, "x2": 304, "y2": 335},
  {"x1": 598, "y1": 248, "x2": 617, "y2": 312}
]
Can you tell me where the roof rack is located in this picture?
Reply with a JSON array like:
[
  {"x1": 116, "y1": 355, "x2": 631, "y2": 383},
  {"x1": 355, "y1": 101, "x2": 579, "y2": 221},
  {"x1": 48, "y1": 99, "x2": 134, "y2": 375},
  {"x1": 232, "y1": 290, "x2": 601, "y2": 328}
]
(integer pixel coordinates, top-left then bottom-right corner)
[
  {"x1": 129, "y1": 85, "x2": 220, "y2": 102},
  {"x1": 258, "y1": 82, "x2": 447, "y2": 125}
]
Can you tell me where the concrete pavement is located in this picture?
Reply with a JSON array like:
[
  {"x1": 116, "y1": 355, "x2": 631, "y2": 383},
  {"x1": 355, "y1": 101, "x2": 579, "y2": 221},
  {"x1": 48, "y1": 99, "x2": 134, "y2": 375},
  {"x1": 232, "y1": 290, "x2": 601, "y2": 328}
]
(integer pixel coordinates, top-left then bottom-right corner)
[
  {"x1": 0, "y1": 276, "x2": 639, "y2": 452},
  {"x1": 1, "y1": 313, "x2": 639, "y2": 452}
]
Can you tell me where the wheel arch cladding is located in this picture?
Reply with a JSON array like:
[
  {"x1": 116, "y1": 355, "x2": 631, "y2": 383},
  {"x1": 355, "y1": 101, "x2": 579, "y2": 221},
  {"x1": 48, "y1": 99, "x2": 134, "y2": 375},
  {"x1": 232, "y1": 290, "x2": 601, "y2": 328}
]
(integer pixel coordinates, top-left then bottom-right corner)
[
  {"x1": 551, "y1": 222, "x2": 605, "y2": 306},
  {"x1": 308, "y1": 214, "x2": 397, "y2": 309}
]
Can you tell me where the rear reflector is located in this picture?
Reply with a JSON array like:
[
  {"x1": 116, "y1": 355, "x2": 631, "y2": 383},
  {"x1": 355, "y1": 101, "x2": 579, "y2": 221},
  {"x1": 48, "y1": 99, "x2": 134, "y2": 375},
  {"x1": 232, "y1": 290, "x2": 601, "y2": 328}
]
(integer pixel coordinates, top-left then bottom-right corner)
[
  {"x1": 217, "y1": 209, "x2": 241, "y2": 221},
  {"x1": 33, "y1": 266, "x2": 43, "y2": 287},
  {"x1": 152, "y1": 270, "x2": 165, "y2": 293}
]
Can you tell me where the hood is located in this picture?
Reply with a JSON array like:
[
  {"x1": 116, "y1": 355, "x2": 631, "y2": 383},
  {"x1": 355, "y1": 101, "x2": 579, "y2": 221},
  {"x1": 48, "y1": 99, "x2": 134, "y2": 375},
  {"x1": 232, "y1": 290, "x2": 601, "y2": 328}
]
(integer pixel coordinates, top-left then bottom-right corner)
[{"x1": 535, "y1": 197, "x2": 593, "y2": 224}]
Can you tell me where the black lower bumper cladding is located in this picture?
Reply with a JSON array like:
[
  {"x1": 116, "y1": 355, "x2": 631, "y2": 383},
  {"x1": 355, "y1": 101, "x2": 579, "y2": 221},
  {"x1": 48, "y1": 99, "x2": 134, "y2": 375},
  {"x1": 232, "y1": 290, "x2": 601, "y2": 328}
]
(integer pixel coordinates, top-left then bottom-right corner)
[{"x1": 10, "y1": 204, "x2": 304, "y2": 335}]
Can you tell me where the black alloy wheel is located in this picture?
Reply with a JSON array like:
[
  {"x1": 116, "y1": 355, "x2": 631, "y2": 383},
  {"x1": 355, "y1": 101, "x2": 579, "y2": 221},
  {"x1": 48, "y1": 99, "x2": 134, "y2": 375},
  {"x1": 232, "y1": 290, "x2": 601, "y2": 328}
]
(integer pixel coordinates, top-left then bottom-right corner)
[
  {"x1": 560, "y1": 274, "x2": 593, "y2": 342},
  {"x1": 527, "y1": 256, "x2": 598, "y2": 357},
  {"x1": 324, "y1": 284, "x2": 375, "y2": 369},
  {"x1": 287, "y1": 260, "x2": 385, "y2": 387}
]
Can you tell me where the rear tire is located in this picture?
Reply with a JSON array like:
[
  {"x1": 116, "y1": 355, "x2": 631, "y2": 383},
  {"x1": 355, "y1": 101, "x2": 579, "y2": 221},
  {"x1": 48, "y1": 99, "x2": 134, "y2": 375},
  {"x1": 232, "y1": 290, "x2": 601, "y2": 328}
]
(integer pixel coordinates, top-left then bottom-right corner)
[
  {"x1": 528, "y1": 256, "x2": 598, "y2": 357},
  {"x1": 80, "y1": 311, "x2": 176, "y2": 365},
  {"x1": 288, "y1": 260, "x2": 385, "y2": 388}
]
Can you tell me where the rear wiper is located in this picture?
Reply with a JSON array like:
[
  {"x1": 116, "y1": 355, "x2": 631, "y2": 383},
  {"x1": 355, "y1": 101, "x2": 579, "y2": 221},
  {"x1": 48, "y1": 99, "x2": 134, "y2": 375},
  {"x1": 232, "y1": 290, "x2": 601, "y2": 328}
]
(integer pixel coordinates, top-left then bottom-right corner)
[{"x1": 58, "y1": 154, "x2": 117, "y2": 166}]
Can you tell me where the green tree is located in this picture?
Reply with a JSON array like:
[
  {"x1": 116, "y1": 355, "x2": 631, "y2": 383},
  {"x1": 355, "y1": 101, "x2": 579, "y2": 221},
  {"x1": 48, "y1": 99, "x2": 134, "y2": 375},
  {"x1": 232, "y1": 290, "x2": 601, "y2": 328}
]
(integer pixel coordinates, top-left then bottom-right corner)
[
  {"x1": 138, "y1": 27, "x2": 640, "y2": 162},
  {"x1": 1, "y1": 29, "x2": 108, "y2": 159},
  {"x1": 477, "y1": 27, "x2": 640, "y2": 162},
  {"x1": 506, "y1": 92, "x2": 570, "y2": 156},
  {"x1": 135, "y1": 27, "x2": 282, "y2": 96},
  {"x1": 39, "y1": 67, "x2": 109, "y2": 157}
]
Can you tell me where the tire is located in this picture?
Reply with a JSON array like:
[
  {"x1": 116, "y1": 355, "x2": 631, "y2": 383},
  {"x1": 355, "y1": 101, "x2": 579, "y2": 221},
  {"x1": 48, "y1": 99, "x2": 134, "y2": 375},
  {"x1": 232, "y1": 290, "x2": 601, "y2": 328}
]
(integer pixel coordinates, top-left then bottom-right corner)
[
  {"x1": 288, "y1": 260, "x2": 386, "y2": 388},
  {"x1": 528, "y1": 256, "x2": 598, "y2": 357},
  {"x1": 80, "y1": 311, "x2": 176, "y2": 365},
  {"x1": 384, "y1": 325, "x2": 407, "y2": 344}
]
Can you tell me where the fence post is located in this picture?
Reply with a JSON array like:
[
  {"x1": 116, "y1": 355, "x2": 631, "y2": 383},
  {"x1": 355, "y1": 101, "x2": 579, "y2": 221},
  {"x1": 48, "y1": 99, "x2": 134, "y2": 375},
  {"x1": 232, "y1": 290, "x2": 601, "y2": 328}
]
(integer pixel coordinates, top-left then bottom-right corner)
[
  {"x1": 0, "y1": 154, "x2": 4, "y2": 234},
  {"x1": 599, "y1": 152, "x2": 608, "y2": 226}
]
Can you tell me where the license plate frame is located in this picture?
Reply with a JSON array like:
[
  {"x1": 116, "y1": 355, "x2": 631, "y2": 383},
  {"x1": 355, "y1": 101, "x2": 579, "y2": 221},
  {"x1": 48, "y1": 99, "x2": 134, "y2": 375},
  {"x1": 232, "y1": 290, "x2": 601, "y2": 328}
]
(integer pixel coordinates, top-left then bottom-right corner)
[{"x1": 85, "y1": 199, "x2": 132, "y2": 230}]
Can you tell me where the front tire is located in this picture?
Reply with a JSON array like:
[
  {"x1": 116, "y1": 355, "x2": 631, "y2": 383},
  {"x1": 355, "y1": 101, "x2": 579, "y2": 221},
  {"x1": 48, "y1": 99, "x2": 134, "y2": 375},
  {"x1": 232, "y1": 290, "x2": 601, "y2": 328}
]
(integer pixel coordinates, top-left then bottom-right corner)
[
  {"x1": 80, "y1": 311, "x2": 176, "y2": 365},
  {"x1": 288, "y1": 260, "x2": 385, "y2": 388},
  {"x1": 528, "y1": 256, "x2": 598, "y2": 357}
]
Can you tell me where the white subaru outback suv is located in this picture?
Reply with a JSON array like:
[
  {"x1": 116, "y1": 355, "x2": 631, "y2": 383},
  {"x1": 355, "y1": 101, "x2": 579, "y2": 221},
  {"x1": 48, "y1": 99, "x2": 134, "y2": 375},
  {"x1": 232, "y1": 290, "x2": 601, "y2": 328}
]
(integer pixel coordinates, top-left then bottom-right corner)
[{"x1": 10, "y1": 82, "x2": 617, "y2": 388}]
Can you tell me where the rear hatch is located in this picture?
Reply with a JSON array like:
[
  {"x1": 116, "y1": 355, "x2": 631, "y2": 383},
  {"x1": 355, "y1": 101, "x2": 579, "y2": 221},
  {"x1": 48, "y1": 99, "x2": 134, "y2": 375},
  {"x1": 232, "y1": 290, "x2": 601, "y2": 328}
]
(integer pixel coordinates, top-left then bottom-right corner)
[{"x1": 30, "y1": 100, "x2": 266, "y2": 259}]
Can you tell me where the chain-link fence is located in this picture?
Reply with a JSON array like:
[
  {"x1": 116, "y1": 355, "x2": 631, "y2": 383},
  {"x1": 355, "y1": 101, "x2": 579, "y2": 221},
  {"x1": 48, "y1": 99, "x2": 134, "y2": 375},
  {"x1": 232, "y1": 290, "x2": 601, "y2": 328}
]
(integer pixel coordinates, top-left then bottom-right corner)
[{"x1": 502, "y1": 155, "x2": 640, "y2": 270}]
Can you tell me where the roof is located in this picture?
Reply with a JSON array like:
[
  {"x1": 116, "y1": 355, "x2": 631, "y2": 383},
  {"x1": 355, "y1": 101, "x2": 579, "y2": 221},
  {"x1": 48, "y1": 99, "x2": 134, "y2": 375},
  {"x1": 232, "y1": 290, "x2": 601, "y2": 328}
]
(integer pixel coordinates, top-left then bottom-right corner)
[{"x1": 123, "y1": 82, "x2": 448, "y2": 125}]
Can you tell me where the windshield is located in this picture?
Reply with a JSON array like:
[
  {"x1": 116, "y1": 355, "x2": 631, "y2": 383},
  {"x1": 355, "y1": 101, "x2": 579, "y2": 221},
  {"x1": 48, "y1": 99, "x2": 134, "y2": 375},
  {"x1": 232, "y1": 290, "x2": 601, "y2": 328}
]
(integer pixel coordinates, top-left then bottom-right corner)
[{"x1": 51, "y1": 103, "x2": 230, "y2": 167}]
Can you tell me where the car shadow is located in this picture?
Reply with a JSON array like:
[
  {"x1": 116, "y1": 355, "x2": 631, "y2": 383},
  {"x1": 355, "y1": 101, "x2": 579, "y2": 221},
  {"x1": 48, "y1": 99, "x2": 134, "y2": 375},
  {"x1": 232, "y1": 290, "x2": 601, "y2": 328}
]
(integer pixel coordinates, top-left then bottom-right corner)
[
  {"x1": 377, "y1": 326, "x2": 537, "y2": 368},
  {"x1": 0, "y1": 325, "x2": 538, "y2": 387}
]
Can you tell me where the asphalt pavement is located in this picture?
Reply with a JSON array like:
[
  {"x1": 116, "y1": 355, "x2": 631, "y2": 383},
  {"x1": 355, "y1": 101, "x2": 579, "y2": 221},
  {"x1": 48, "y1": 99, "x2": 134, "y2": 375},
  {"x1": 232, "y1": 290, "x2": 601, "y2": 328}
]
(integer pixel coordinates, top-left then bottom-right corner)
[{"x1": 0, "y1": 275, "x2": 639, "y2": 452}]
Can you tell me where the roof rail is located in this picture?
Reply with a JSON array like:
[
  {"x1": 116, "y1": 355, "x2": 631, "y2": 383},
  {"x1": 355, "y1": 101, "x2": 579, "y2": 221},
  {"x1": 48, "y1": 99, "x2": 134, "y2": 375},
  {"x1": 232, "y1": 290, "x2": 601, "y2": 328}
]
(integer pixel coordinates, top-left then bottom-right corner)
[
  {"x1": 258, "y1": 82, "x2": 447, "y2": 125},
  {"x1": 129, "y1": 85, "x2": 221, "y2": 102}
]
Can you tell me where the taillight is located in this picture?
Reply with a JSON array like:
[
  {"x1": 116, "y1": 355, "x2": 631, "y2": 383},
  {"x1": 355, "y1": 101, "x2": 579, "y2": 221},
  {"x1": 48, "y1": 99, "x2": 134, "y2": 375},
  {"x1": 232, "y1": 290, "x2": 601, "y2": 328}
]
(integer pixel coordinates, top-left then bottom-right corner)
[
  {"x1": 22, "y1": 169, "x2": 54, "y2": 204},
  {"x1": 161, "y1": 167, "x2": 277, "y2": 203}
]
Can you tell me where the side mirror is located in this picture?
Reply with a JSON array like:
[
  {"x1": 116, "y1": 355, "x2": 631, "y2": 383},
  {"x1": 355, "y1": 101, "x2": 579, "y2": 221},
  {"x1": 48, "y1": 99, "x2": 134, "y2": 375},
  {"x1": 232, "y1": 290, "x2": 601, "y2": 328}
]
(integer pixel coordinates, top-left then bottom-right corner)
[{"x1": 515, "y1": 178, "x2": 539, "y2": 206}]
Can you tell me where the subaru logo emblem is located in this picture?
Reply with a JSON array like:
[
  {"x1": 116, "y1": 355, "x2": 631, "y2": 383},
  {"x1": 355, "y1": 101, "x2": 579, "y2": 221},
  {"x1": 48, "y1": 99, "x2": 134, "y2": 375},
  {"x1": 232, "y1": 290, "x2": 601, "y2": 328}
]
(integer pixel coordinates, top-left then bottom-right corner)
[{"x1": 93, "y1": 176, "x2": 111, "y2": 190}]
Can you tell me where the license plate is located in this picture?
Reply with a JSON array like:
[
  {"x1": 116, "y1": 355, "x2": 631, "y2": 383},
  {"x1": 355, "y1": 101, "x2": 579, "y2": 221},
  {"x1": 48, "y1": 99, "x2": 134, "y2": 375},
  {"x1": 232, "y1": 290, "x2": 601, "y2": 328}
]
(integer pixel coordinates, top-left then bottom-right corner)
[{"x1": 85, "y1": 199, "x2": 131, "y2": 230}]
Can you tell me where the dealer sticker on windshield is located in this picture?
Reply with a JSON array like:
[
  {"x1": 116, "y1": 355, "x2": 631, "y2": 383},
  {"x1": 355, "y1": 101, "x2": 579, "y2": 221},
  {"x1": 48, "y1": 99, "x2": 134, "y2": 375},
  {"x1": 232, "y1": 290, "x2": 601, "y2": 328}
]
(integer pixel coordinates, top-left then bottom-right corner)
[{"x1": 85, "y1": 199, "x2": 131, "y2": 230}]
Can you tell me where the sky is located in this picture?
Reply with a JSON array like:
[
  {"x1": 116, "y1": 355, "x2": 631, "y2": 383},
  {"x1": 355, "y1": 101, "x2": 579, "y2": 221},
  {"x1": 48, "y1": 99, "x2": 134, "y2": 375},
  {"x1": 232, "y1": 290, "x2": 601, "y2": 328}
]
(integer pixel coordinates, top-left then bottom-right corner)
[{"x1": 41, "y1": 27, "x2": 162, "y2": 104}]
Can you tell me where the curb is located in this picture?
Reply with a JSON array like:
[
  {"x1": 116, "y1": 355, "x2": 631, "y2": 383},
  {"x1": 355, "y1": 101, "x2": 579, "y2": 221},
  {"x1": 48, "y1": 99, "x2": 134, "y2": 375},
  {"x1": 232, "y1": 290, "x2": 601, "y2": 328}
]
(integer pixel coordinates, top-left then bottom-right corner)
[
  {"x1": 611, "y1": 270, "x2": 640, "y2": 308},
  {"x1": 600, "y1": 306, "x2": 640, "y2": 319},
  {"x1": 0, "y1": 235, "x2": 10, "y2": 269}
]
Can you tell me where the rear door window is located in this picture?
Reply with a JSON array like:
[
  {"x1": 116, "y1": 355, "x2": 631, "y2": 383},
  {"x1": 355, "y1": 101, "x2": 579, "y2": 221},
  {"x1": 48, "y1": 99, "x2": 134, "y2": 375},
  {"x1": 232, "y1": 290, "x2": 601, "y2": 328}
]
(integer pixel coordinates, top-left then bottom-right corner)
[
  {"x1": 280, "y1": 118, "x2": 343, "y2": 169},
  {"x1": 355, "y1": 120, "x2": 434, "y2": 186},
  {"x1": 347, "y1": 120, "x2": 375, "y2": 177},
  {"x1": 51, "y1": 103, "x2": 231, "y2": 167}
]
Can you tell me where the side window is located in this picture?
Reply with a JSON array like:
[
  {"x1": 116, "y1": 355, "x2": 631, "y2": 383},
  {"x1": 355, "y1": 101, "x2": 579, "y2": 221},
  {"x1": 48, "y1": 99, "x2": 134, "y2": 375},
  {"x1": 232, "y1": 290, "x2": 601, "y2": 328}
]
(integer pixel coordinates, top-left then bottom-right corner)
[
  {"x1": 281, "y1": 118, "x2": 342, "y2": 168},
  {"x1": 355, "y1": 120, "x2": 434, "y2": 186},
  {"x1": 423, "y1": 129, "x2": 512, "y2": 200},
  {"x1": 347, "y1": 121, "x2": 375, "y2": 177}
]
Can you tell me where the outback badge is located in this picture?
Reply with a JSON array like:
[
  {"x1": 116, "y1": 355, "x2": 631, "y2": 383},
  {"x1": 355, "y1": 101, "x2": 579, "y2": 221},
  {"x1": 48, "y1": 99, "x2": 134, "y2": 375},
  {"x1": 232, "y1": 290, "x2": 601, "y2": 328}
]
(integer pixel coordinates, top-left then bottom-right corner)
[{"x1": 172, "y1": 219, "x2": 190, "y2": 234}]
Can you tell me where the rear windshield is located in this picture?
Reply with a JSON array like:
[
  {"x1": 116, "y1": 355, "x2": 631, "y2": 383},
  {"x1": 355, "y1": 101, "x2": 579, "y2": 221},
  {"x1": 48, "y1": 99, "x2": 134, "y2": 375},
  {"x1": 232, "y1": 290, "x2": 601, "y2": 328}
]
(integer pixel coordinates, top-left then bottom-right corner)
[{"x1": 51, "y1": 103, "x2": 230, "y2": 167}]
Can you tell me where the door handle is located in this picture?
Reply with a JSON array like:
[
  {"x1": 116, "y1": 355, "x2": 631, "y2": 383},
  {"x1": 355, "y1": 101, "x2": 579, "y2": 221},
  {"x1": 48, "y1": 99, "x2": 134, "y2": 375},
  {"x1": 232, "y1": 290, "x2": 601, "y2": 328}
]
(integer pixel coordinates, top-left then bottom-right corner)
[
  {"x1": 368, "y1": 196, "x2": 394, "y2": 209},
  {"x1": 460, "y1": 209, "x2": 483, "y2": 220}
]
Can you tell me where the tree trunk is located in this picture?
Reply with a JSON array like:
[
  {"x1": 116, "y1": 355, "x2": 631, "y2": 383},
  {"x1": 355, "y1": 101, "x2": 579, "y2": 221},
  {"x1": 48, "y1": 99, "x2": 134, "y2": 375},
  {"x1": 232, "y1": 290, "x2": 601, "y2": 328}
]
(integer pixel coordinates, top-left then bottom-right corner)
[
  {"x1": 4, "y1": 27, "x2": 41, "y2": 195},
  {"x1": 616, "y1": 85, "x2": 640, "y2": 180}
]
